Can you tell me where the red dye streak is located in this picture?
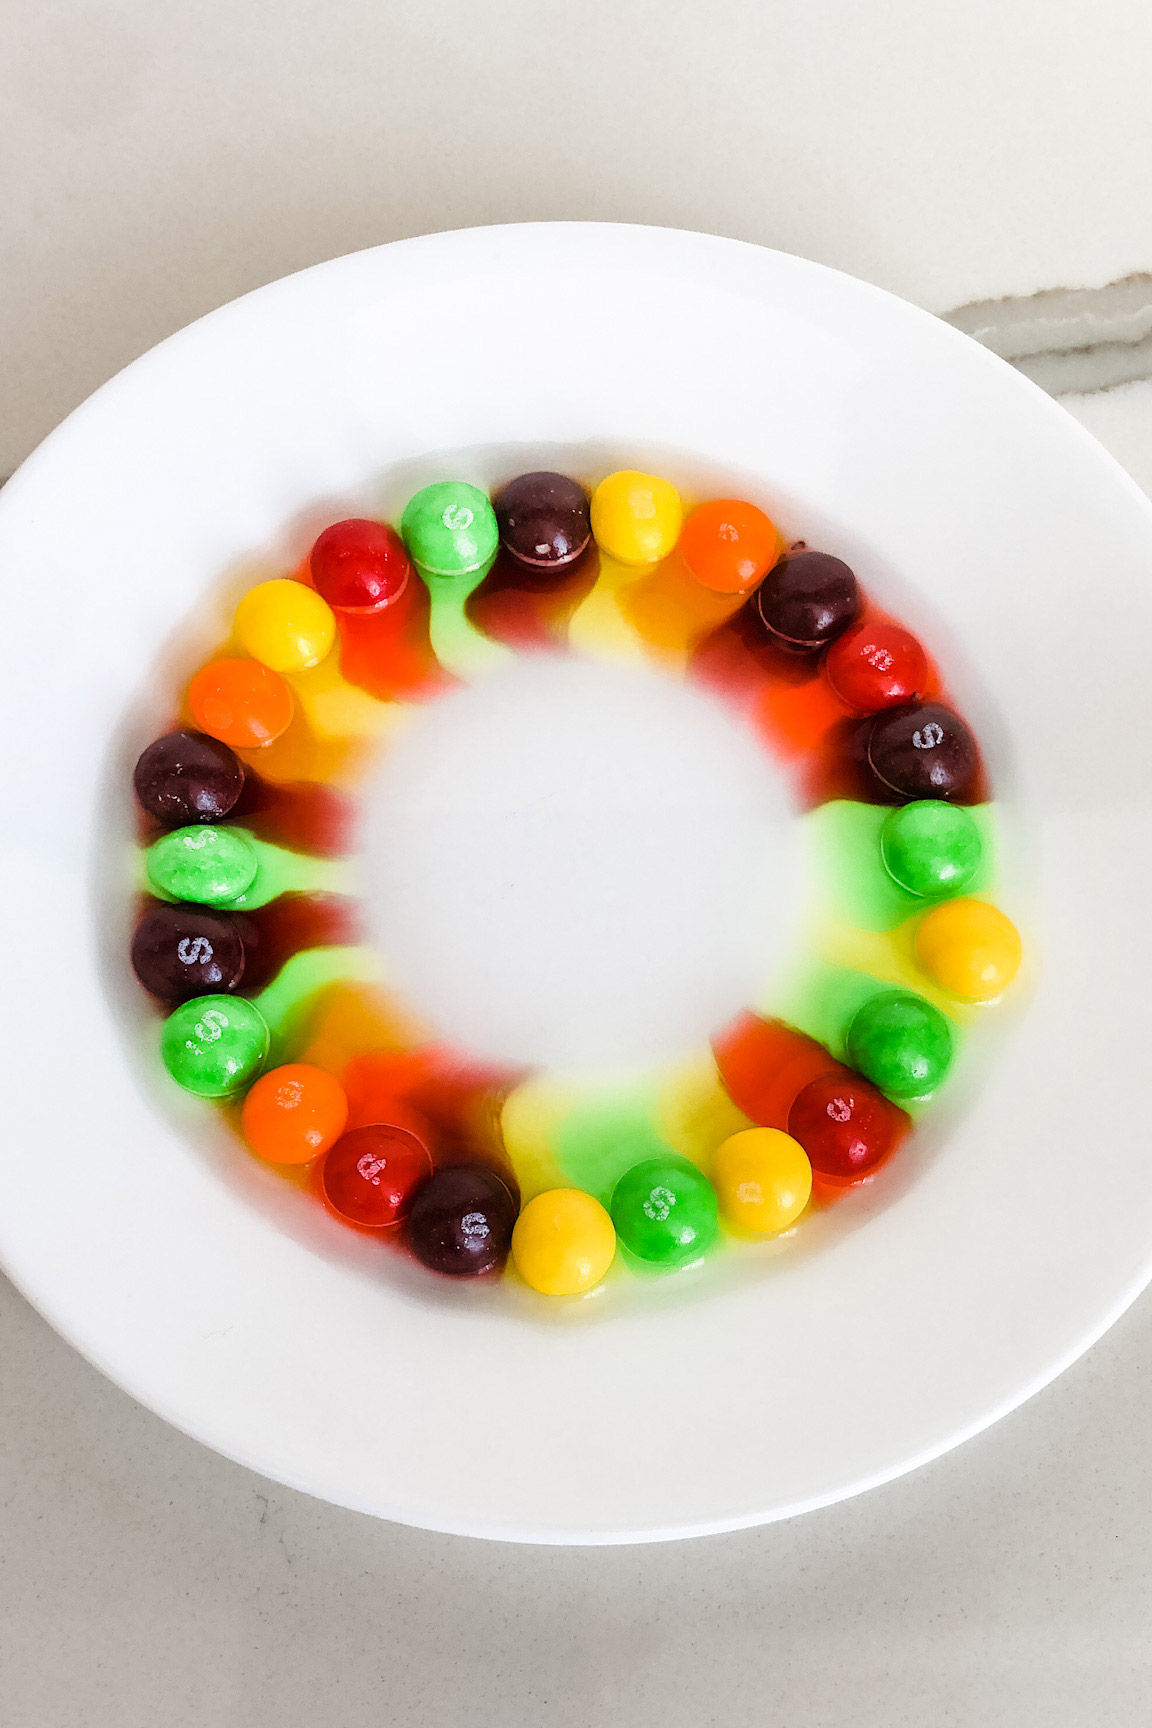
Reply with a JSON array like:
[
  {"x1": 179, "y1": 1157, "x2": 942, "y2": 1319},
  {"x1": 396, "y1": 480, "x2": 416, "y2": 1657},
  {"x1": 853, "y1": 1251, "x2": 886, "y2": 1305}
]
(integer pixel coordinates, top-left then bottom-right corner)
[
  {"x1": 713, "y1": 1012, "x2": 842, "y2": 1130},
  {"x1": 342, "y1": 1045, "x2": 526, "y2": 1174},
  {"x1": 233, "y1": 773, "x2": 357, "y2": 856},
  {"x1": 468, "y1": 544, "x2": 601, "y2": 650},
  {"x1": 711, "y1": 1010, "x2": 912, "y2": 1207},
  {"x1": 691, "y1": 594, "x2": 986, "y2": 808},
  {"x1": 235, "y1": 893, "x2": 363, "y2": 991}
]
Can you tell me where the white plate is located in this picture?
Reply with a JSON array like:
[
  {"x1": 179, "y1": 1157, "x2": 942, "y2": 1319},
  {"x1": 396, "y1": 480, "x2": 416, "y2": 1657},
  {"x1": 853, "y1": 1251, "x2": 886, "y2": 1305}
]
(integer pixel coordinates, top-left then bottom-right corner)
[{"x1": 2, "y1": 223, "x2": 1151, "y2": 1545}]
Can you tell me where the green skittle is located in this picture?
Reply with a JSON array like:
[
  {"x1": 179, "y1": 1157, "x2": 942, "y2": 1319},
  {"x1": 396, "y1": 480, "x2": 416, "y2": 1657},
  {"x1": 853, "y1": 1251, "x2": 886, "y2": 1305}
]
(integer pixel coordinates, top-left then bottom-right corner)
[
  {"x1": 140, "y1": 828, "x2": 353, "y2": 911},
  {"x1": 161, "y1": 994, "x2": 269, "y2": 1097},
  {"x1": 145, "y1": 825, "x2": 259, "y2": 906},
  {"x1": 400, "y1": 481, "x2": 508, "y2": 678}
]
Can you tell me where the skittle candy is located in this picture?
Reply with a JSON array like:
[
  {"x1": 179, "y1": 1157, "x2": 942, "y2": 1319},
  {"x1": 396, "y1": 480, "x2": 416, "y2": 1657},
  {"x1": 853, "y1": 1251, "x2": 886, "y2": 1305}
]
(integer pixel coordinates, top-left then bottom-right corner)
[
  {"x1": 407, "y1": 1165, "x2": 518, "y2": 1276},
  {"x1": 590, "y1": 471, "x2": 682, "y2": 567},
  {"x1": 610, "y1": 1155, "x2": 718, "y2": 1267},
  {"x1": 129, "y1": 459, "x2": 1020, "y2": 1301},
  {"x1": 187, "y1": 658, "x2": 294, "y2": 748},
  {"x1": 145, "y1": 824, "x2": 259, "y2": 905},
  {"x1": 825, "y1": 620, "x2": 929, "y2": 712},
  {"x1": 241, "y1": 1063, "x2": 348, "y2": 1165},
  {"x1": 234, "y1": 579, "x2": 336, "y2": 673},
  {"x1": 680, "y1": 498, "x2": 779, "y2": 595},
  {"x1": 161, "y1": 994, "x2": 269, "y2": 1097},
  {"x1": 138, "y1": 828, "x2": 353, "y2": 915},
  {"x1": 401, "y1": 482, "x2": 505, "y2": 676},
  {"x1": 880, "y1": 800, "x2": 983, "y2": 898},
  {"x1": 401, "y1": 481, "x2": 499, "y2": 576},
  {"x1": 309, "y1": 518, "x2": 411, "y2": 613},
  {"x1": 756, "y1": 550, "x2": 860, "y2": 651},
  {"x1": 493, "y1": 472, "x2": 591, "y2": 571},
  {"x1": 131, "y1": 903, "x2": 246, "y2": 1002},
  {"x1": 321, "y1": 1123, "x2": 433, "y2": 1227},
  {"x1": 867, "y1": 701, "x2": 979, "y2": 802},
  {"x1": 511, "y1": 1188, "x2": 617, "y2": 1294},
  {"x1": 846, "y1": 989, "x2": 954, "y2": 1099},
  {"x1": 914, "y1": 897, "x2": 1022, "y2": 1002},
  {"x1": 133, "y1": 730, "x2": 244, "y2": 826},
  {"x1": 787, "y1": 1074, "x2": 902, "y2": 1180},
  {"x1": 712, "y1": 1128, "x2": 812, "y2": 1233}
]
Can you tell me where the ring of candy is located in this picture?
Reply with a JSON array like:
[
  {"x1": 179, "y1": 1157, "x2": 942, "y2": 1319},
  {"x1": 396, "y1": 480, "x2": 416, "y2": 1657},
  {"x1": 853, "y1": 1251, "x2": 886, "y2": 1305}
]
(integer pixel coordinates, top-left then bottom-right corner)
[{"x1": 129, "y1": 469, "x2": 1022, "y2": 1299}]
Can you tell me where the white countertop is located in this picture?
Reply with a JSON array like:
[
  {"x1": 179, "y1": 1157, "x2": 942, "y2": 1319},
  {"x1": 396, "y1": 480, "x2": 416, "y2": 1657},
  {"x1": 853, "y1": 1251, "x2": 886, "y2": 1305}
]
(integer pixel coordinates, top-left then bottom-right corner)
[
  {"x1": 4, "y1": 2, "x2": 1152, "y2": 1721},
  {"x1": 5, "y1": 0, "x2": 1152, "y2": 475}
]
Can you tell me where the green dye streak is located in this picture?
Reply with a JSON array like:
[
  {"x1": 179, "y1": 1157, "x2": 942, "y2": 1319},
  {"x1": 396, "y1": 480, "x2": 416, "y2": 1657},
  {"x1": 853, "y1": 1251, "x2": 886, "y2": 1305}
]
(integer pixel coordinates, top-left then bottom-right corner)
[
  {"x1": 254, "y1": 945, "x2": 380, "y2": 1064},
  {"x1": 418, "y1": 558, "x2": 510, "y2": 679},
  {"x1": 800, "y1": 801, "x2": 998, "y2": 932},
  {"x1": 554, "y1": 1085, "x2": 677, "y2": 1207},
  {"x1": 138, "y1": 829, "x2": 353, "y2": 911},
  {"x1": 221, "y1": 834, "x2": 353, "y2": 910}
]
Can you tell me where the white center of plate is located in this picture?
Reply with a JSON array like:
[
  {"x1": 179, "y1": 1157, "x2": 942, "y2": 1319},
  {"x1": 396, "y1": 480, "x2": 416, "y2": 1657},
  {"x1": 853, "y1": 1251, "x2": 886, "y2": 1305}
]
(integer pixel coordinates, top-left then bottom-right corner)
[{"x1": 362, "y1": 654, "x2": 794, "y2": 1072}]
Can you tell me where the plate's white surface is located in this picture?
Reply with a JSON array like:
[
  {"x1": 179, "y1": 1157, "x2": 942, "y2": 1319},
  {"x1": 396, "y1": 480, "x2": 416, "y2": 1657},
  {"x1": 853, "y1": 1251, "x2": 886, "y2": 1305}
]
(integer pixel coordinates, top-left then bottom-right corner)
[{"x1": 2, "y1": 223, "x2": 1151, "y2": 1543}]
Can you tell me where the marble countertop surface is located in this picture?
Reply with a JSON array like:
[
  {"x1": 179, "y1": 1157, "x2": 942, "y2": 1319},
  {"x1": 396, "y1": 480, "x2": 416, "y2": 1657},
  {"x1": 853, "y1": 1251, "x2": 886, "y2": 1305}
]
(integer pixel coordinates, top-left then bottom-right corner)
[{"x1": 5, "y1": 2, "x2": 1152, "y2": 1723}]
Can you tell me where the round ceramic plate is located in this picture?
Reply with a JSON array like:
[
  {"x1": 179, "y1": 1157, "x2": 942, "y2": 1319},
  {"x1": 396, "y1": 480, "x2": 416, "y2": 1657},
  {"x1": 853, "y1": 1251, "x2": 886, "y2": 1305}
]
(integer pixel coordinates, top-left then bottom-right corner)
[{"x1": 3, "y1": 223, "x2": 1151, "y2": 1544}]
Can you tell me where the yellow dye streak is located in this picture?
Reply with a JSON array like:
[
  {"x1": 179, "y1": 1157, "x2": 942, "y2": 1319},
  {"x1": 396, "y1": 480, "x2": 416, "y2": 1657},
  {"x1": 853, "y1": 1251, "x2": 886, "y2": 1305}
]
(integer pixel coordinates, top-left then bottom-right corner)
[
  {"x1": 656, "y1": 1048, "x2": 753, "y2": 1171},
  {"x1": 181, "y1": 627, "x2": 412, "y2": 788},
  {"x1": 565, "y1": 555, "x2": 654, "y2": 664},
  {"x1": 499, "y1": 1075, "x2": 585, "y2": 1203},
  {"x1": 297, "y1": 981, "x2": 434, "y2": 1076},
  {"x1": 285, "y1": 656, "x2": 412, "y2": 746},
  {"x1": 809, "y1": 915, "x2": 975, "y2": 1025},
  {"x1": 623, "y1": 552, "x2": 749, "y2": 666}
]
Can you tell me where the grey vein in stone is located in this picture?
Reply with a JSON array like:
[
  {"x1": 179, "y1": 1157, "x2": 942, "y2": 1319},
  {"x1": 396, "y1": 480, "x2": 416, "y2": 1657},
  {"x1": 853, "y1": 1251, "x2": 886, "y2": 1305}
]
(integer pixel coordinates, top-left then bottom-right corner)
[{"x1": 944, "y1": 273, "x2": 1152, "y2": 397}]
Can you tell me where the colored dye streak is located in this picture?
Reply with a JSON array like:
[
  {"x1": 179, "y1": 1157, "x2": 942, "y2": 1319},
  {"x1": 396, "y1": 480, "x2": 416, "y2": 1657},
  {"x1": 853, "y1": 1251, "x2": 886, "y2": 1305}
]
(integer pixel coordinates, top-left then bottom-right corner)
[
  {"x1": 285, "y1": 655, "x2": 407, "y2": 749},
  {"x1": 140, "y1": 827, "x2": 353, "y2": 911},
  {"x1": 225, "y1": 832, "x2": 352, "y2": 910},
  {"x1": 655, "y1": 1049, "x2": 753, "y2": 1169},
  {"x1": 342, "y1": 1047, "x2": 443, "y2": 1125},
  {"x1": 306, "y1": 556, "x2": 445, "y2": 701},
  {"x1": 233, "y1": 773, "x2": 357, "y2": 856},
  {"x1": 231, "y1": 700, "x2": 366, "y2": 788},
  {"x1": 712, "y1": 1012, "x2": 842, "y2": 1129},
  {"x1": 565, "y1": 555, "x2": 655, "y2": 663},
  {"x1": 343, "y1": 1045, "x2": 519, "y2": 1175},
  {"x1": 467, "y1": 544, "x2": 601, "y2": 650},
  {"x1": 178, "y1": 634, "x2": 374, "y2": 788},
  {"x1": 404, "y1": 1049, "x2": 525, "y2": 1156},
  {"x1": 811, "y1": 915, "x2": 977, "y2": 1022},
  {"x1": 800, "y1": 800, "x2": 997, "y2": 932},
  {"x1": 132, "y1": 470, "x2": 1020, "y2": 1296},
  {"x1": 254, "y1": 945, "x2": 381, "y2": 1063},
  {"x1": 297, "y1": 982, "x2": 433, "y2": 1074},
  {"x1": 711, "y1": 1011, "x2": 912, "y2": 1203},
  {"x1": 234, "y1": 893, "x2": 364, "y2": 991},
  {"x1": 499, "y1": 1053, "x2": 751, "y2": 1205},
  {"x1": 621, "y1": 550, "x2": 752, "y2": 663},
  {"x1": 690, "y1": 598, "x2": 986, "y2": 809},
  {"x1": 554, "y1": 1085, "x2": 676, "y2": 1207},
  {"x1": 499, "y1": 1076, "x2": 579, "y2": 1202},
  {"x1": 417, "y1": 556, "x2": 511, "y2": 678},
  {"x1": 768, "y1": 960, "x2": 963, "y2": 1106}
]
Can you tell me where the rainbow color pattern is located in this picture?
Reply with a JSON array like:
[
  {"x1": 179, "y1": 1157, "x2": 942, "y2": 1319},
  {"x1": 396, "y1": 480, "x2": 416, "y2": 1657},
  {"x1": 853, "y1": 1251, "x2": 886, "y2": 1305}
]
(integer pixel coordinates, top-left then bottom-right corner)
[{"x1": 127, "y1": 468, "x2": 1023, "y2": 1300}]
